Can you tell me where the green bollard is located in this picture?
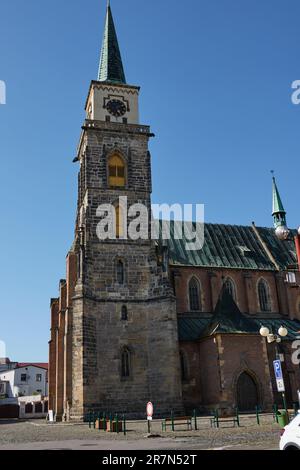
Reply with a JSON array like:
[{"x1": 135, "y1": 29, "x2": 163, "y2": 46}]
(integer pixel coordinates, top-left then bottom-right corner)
[
  {"x1": 235, "y1": 408, "x2": 240, "y2": 427},
  {"x1": 215, "y1": 409, "x2": 219, "y2": 428},
  {"x1": 93, "y1": 411, "x2": 96, "y2": 429},
  {"x1": 123, "y1": 414, "x2": 127, "y2": 436},
  {"x1": 171, "y1": 411, "x2": 175, "y2": 432},
  {"x1": 88, "y1": 411, "x2": 91, "y2": 429},
  {"x1": 116, "y1": 415, "x2": 119, "y2": 434},
  {"x1": 109, "y1": 413, "x2": 113, "y2": 433},
  {"x1": 103, "y1": 412, "x2": 106, "y2": 431},
  {"x1": 255, "y1": 406, "x2": 260, "y2": 426},
  {"x1": 193, "y1": 409, "x2": 198, "y2": 431}
]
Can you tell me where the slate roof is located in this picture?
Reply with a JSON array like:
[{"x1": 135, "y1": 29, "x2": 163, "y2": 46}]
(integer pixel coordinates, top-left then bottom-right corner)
[{"x1": 161, "y1": 221, "x2": 297, "y2": 271}]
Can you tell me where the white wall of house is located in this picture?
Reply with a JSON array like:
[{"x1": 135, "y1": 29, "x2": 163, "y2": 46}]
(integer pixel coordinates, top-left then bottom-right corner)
[{"x1": 0, "y1": 366, "x2": 47, "y2": 398}]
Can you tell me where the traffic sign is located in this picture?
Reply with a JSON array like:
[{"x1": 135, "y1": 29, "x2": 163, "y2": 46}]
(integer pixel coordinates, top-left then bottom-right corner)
[
  {"x1": 147, "y1": 402, "x2": 153, "y2": 421},
  {"x1": 273, "y1": 360, "x2": 285, "y2": 392},
  {"x1": 273, "y1": 360, "x2": 283, "y2": 380}
]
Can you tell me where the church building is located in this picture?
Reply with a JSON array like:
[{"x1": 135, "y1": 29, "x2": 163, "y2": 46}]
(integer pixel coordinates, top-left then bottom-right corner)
[{"x1": 49, "y1": 2, "x2": 300, "y2": 420}]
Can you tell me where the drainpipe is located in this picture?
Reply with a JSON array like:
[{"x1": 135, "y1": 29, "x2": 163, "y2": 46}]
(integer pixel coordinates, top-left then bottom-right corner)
[{"x1": 294, "y1": 234, "x2": 300, "y2": 271}]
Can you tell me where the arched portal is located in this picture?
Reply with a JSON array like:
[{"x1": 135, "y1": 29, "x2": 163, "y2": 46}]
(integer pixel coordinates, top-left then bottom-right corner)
[{"x1": 237, "y1": 372, "x2": 259, "y2": 412}]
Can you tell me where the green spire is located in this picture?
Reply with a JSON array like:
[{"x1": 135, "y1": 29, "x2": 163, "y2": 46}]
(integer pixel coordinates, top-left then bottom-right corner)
[
  {"x1": 98, "y1": 1, "x2": 126, "y2": 84},
  {"x1": 272, "y1": 176, "x2": 287, "y2": 228}
]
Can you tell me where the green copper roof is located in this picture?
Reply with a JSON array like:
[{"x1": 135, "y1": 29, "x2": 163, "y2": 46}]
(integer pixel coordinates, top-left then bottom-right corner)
[
  {"x1": 98, "y1": 2, "x2": 126, "y2": 84},
  {"x1": 201, "y1": 288, "x2": 259, "y2": 336},
  {"x1": 178, "y1": 314, "x2": 300, "y2": 342},
  {"x1": 161, "y1": 221, "x2": 297, "y2": 271},
  {"x1": 178, "y1": 287, "x2": 300, "y2": 341},
  {"x1": 272, "y1": 177, "x2": 286, "y2": 216}
]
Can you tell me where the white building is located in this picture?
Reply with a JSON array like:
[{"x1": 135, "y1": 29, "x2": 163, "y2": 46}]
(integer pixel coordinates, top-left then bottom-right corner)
[{"x1": 0, "y1": 365, "x2": 48, "y2": 398}]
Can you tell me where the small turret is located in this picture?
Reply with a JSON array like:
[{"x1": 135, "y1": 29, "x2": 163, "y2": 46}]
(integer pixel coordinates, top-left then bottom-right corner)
[{"x1": 272, "y1": 176, "x2": 289, "y2": 240}]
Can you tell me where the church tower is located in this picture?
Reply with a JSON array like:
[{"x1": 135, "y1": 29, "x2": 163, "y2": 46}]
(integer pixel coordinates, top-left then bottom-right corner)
[{"x1": 49, "y1": 1, "x2": 183, "y2": 420}]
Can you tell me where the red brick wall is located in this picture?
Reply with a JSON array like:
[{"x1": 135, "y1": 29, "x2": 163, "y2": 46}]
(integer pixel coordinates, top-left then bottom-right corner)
[
  {"x1": 172, "y1": 265, "x2": 300, "y2": 317},
  {"x1": 180, "y1": 334, "x2": 275, "y2": 412}
]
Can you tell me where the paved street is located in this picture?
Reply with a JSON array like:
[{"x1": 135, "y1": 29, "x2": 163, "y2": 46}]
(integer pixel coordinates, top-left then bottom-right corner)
[{"x1": 0, "y1": 416, "x2": 281, "y2": 450}]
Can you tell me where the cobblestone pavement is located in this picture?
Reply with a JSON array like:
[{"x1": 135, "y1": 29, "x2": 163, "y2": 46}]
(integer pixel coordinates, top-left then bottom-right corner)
[{"x1": 0, "y1": 415, "x2": 281, "y2": 450}]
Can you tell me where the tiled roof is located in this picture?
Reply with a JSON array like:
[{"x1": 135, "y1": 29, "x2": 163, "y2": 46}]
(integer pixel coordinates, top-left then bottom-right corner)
[
  {"x1": 162, "y1": 221, "x2": 297, "y2": 271},
  {"x1": 17, "y1": 363, "x2": 48, "y2": 370}
]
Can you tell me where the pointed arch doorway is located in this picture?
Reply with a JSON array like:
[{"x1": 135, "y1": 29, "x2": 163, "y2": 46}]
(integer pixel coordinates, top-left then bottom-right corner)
[{"x1": 237, "y1": 372, "x2": 259, "y2": 412}]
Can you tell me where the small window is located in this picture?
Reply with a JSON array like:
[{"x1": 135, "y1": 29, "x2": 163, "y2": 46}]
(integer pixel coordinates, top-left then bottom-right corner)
[
  {"x1": 117, "y1": 260, "x2": 125, "y2": 285},
  {"x1": 105, "y1": 115, "x2": 111, "y2": 122},
  {"x1": 123, "y1": 117, "x2": 128, "y2": 124},
  {"x1": 286, "y1": 272, "x2": 296, "y2": 284},
  {"x1": 36, "y1": 374, "x2": 42, "y2": 383},
  {"x1": 25, "y1": 403, "x2": 33, "y2": 414},
  {"x1": 121, "y1": 348, "x2": 130, "y2": 378},
  {"x1": 21, "y1": 374, "x2": 27, "y2": 382},
  {"x1": 35, "y1": 402, "x2": 43, "y2": 413},
  {"x1": 121, "y1": 306, "x2": 128, "y2": 321}
]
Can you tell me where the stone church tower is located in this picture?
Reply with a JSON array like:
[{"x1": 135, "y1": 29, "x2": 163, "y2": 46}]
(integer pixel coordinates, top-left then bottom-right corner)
[{"x1": 49, "y1": 2, "x2": 183, "y2": 420}]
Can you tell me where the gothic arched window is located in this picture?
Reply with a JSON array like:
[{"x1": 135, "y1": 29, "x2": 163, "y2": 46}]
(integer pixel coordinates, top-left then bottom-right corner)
[
  {"x1": 108, "y1": 154, "x2": 126, "y2": 188},
  {"x1": 224, "y1": 277, "x2": 237, "y2": 301},
  {"x1": 121, "y1": 347, "x2": 130, "y2": 378},
  {"x1": 121, "y1": 306, "x2": 128, "y2": 321},
  {"x1": 258, "y1": 279, "x2": 271, "y2": 312},
  {"x1": 116, "y1": 260, "x2": 125, "y2": 285},
  {"x1": 189, "y1": 277, "x2": 201, "y2": 311}
]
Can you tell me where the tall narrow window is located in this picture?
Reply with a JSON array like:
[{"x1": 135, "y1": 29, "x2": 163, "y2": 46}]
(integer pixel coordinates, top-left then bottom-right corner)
[
  {"x1": 224, "y1": 278, "x2": 237, "y2": 301},
  {"x1": 180, "y1": 351, "x2": 188, "y2": 382},
  {"x1": 117, "y1": 260, "x2": 125, "y2": 285},
  {"x1": 189, "y1": 277, "x2": 201, "y2": 311},
  {"x1": 121, "y1": 306, "x2": 128, "y2": 321},
  {"x1": 258, "y1": 279, "x2": 271, "y2": 312},
  {"x1": 115, "y1": 204, "x2": 124, "y2": 238},
  {"x1": 108, "y1": 155, "x2": 125, "y2": 187},
  {"x1": 121, "y1": 348, "x2": 130, "y2": 378}
]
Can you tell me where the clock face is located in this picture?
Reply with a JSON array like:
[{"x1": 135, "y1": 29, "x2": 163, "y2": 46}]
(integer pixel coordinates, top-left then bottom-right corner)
[{"x1": 106, "y1": 99, "x2": 127, "y2": 117}]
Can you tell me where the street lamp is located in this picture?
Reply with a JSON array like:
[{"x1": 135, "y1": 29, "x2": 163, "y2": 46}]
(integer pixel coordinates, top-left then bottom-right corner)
[
  {"x1": 260, "y1": 325, "x2": 289, "y2": 412},
  {"x1": 259, "y1": 325, "x2": 288, "y2": 344}
]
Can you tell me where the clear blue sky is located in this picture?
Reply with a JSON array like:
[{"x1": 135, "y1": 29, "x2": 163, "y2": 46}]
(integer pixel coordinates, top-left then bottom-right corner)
[{"x1": 0, "y1": 0, "x2": 299, "y2": 361}]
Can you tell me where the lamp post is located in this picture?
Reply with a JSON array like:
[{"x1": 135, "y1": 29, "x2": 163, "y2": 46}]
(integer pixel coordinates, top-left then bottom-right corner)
[{"x1": 260, "y1": 325, "x2": 289, "y2": 412}]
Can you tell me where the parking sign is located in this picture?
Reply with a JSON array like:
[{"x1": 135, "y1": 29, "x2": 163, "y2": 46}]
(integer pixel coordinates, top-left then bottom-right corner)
[{"x1": 273, "y1": 360, "x2": 285, "y2": 392}]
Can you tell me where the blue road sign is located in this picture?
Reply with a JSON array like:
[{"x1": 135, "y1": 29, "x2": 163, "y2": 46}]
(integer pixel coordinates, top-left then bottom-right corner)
[{"x1": 273, "y1": 360, "x2": 283, "y2": 380}]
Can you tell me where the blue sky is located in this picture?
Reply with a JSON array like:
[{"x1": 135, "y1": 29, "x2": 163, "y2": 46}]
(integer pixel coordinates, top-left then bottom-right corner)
[{"x1": 0, "y1": 0, "x2": 299, "y2": 361}]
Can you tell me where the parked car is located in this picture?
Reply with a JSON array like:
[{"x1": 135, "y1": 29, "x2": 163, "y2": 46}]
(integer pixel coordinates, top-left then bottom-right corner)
[{"x1": 280, "y1": 412, "x2": 300, "y2": 450}]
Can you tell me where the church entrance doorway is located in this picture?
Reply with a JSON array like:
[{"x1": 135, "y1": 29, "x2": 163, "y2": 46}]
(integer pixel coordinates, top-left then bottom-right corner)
[{"x1": 237, "y1": 372, "x2": 259, "y2": 411}]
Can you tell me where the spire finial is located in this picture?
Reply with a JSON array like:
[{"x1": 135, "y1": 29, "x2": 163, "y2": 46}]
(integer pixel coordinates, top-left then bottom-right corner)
[{"x1": 98, "y1": 0, "x2": 126, "y2": 84}]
